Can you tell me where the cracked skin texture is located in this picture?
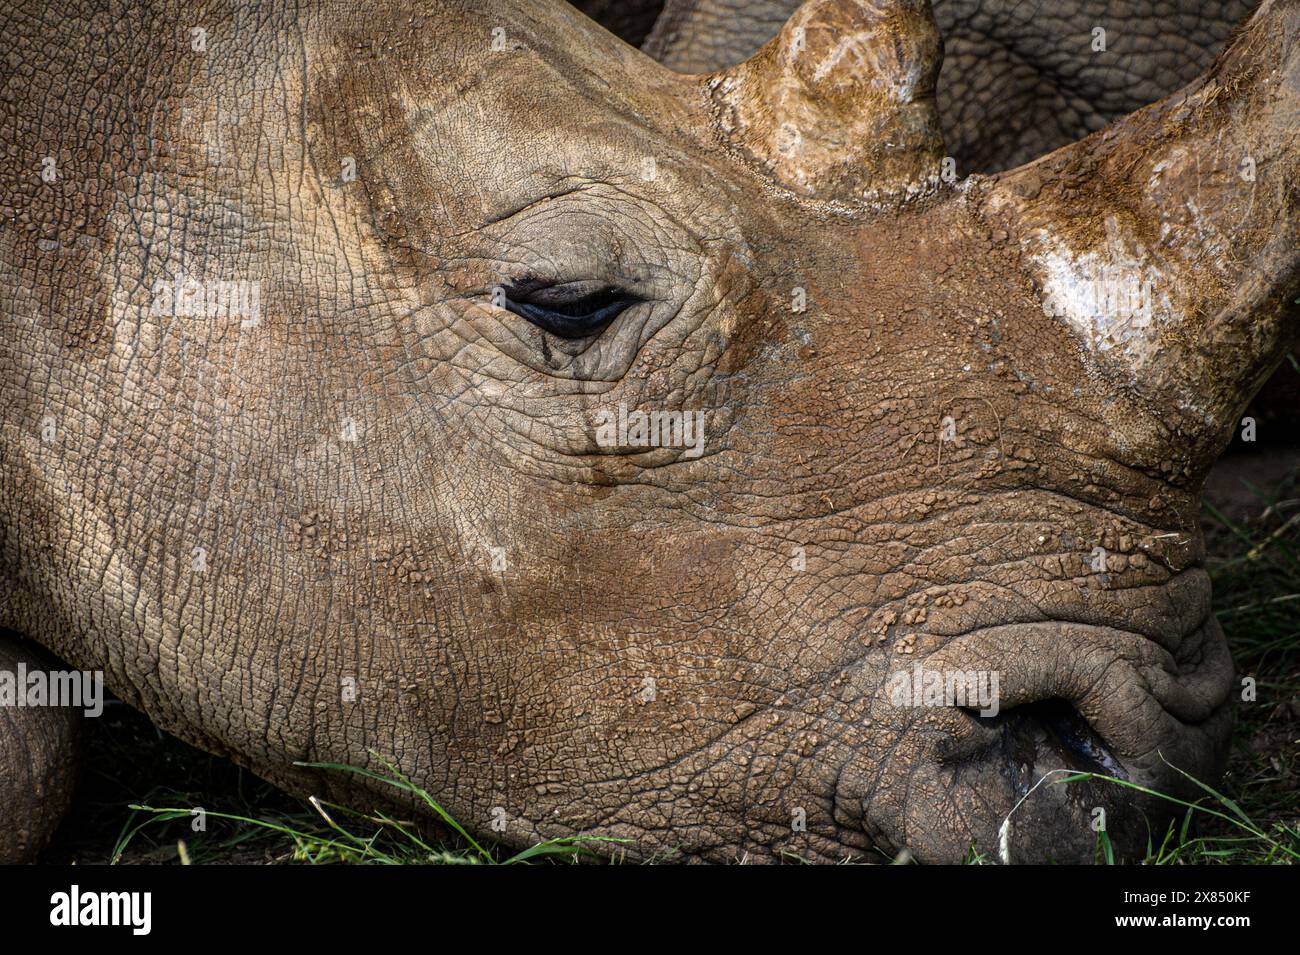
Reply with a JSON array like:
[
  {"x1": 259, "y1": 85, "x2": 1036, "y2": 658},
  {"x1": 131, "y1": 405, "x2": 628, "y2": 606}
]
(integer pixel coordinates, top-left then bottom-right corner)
[
  {"x1": 0, "y1": 633, "x2": 79, "y2": 863},
  {"x1": 0, "y1": 0, "x2": 1296, "y2": 862}
]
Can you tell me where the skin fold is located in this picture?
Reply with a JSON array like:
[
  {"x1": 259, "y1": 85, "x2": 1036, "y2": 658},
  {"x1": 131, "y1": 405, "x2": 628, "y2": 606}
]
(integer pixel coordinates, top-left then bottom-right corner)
[{"x1": 1, "y1": 0, "x2": 1296, "y2": 863}]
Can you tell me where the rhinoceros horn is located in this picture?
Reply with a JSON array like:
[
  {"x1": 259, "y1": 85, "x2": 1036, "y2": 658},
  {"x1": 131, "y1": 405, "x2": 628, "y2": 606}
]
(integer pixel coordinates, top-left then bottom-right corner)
[
  {"x1": 704, "y1": 0, "x2": 946, "y2": 201},
  {"x1": 981, "y1": 0, "x2": 1299, "y2": 462}
]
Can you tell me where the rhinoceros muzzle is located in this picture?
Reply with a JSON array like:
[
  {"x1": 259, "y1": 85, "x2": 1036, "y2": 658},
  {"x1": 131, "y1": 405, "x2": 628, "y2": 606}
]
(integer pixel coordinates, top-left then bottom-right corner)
[{"x1": 855, "y1": 599, "x2": 1235, "y2": 861}]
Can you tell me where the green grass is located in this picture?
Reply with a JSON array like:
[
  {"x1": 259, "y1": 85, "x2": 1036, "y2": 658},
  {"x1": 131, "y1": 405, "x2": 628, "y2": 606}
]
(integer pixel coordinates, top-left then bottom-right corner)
[
  {"x1": 1062, "y1": 757, "x2": 1300, "y2": 864},
  {"x1": 41, "y1": 451, "x2": 1300, "y2": 865},
  {"x1": 121, "y1": 755, "x2": 623, "y2": 865},
  {"x1": 1148, "y1": 449, "x2": 1300, "y2": 864},
  {"x1": 56, "y1": 736, "x2": 616, "y2": 865}
]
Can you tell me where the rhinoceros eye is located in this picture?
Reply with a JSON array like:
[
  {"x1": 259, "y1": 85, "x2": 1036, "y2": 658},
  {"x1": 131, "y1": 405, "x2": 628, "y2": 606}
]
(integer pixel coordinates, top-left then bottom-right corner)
[{"x1": 499, "y1": 279, "x2": 642, "y2": 339}]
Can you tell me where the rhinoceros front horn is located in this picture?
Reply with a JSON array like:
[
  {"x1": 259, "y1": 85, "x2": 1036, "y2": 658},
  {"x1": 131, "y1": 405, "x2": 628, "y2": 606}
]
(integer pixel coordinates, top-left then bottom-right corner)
[
  {"x1": 983, "y1": 0, "x2": 1300, "y2": 462},
  {"x1": 704, "y1": 0, "x2": 946, "y2": 201}
]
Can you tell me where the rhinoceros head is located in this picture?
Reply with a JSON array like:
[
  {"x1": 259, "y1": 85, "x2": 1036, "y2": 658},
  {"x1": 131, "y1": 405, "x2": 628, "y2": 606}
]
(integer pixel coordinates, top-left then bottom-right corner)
[{"x1": 2, "y1": 0, "x2": 1297, "y2": 862}]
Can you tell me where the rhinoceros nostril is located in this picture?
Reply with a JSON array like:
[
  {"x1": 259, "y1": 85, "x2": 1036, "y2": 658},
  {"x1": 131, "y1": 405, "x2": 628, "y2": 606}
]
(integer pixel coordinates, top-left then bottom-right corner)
[
  {"x1": 1030, "y1": 699, "x2": 1130, "y2": 781},
  {"x1": 962, "y1": 699, "x2": 1130, "y2": 781}
]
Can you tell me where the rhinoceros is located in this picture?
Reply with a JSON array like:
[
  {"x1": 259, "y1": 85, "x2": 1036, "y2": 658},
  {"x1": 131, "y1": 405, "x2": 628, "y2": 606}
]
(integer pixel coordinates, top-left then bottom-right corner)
[{"x1": 1, "y1": 0, "x2": 1297, "y2": 863}]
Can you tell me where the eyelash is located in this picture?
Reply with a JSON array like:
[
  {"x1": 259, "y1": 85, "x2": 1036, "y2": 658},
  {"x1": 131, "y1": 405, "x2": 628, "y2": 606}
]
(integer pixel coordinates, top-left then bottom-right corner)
[{"x1": 498, "y1": 282, "x2": 642, "y2": 339}]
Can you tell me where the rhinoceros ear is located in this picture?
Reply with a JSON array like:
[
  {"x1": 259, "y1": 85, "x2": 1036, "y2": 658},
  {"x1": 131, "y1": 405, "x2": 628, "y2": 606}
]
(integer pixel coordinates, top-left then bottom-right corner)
[
  {"x1": 984, "y1": 0, "x2": 1299, "y2": 464},
  {"x1": 705, "y1": 0, "x2": 946, "y2": 202}
]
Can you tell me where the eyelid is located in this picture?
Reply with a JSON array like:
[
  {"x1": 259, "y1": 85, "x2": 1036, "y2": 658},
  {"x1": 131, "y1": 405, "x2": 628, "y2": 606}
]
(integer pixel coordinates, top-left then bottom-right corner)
[
  {"x1": 531, "y1": 281, "x2": 610, "y2": 304},
  {"x1": 506, "y1": 279, "x2": 640, "y2": 306},
  {"x1": 495, "y1": 279, "x2": 643, "y2": 340}
]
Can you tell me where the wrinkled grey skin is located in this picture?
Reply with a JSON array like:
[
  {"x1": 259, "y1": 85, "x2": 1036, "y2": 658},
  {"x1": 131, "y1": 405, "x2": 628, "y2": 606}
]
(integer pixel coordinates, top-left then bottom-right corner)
[{"x1": 583, "y1": 0, "x2": 1256, "y2": 173}]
